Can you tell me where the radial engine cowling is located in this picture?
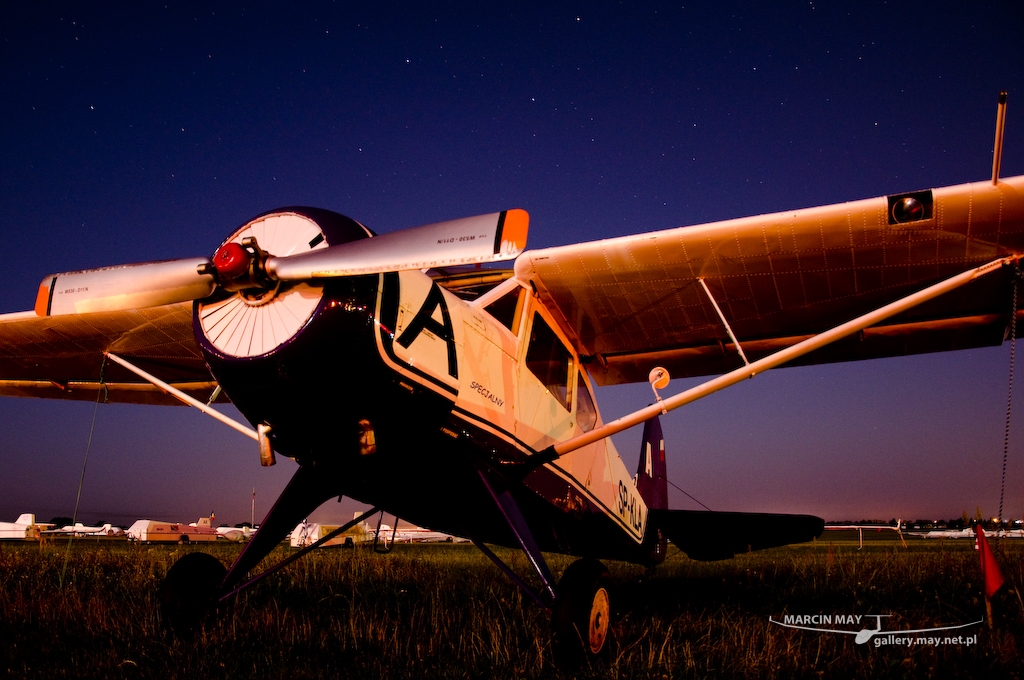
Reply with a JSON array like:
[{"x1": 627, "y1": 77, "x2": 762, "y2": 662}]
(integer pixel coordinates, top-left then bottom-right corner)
[{"x1": 195, "y1": 208, "x2": 371, "y2": 359}]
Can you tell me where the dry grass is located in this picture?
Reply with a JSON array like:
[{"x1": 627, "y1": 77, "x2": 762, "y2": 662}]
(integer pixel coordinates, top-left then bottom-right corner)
[{"x1": 0, "y1": 536, "x2": 1021, "y2": 679}]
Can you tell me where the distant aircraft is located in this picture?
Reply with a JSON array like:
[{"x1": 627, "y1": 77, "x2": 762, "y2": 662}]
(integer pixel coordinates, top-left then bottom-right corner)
[
  {"x1": 920, "y1": 528, "x2": 976, "y2": 539},
  {"x1": 215, "y1": 525, "x2": 253, "y2": 542},
  {"x1": 47, "y1": 522, "x2": 125, "y2": 537},
  {"x1": 0, "y1": 514, "x2": 53, "y2": 540},
  {"x1": 290, "y1": 516, "x2": 380, "y2": 548},
  {"x1": 0, "y1": 95, "x2": 1020, "y2": 663},
  {"x1": 291, "y1": 512, "x2": 462, "y2": 548},
  {"x1": 391, "y1": 524, "x2": 464, "y2": 543}
]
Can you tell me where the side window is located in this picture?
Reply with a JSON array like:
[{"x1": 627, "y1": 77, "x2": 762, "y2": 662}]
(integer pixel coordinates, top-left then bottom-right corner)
[
  {"x1": 525, "y1": 312, "x2": 573, "y2": 410},
  {"x1": 575, "y1": 370, "x2": 598, "y2": 432},
  {"x1": 484, "y1": 286, "x2": 526, "y2": 335}
]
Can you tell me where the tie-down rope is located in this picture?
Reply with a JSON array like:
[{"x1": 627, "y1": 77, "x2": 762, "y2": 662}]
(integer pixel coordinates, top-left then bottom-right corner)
[
  {"x1": 60, "y1": 356, "x2": 108, "y2": 588},
  {"x1": 999, "y1": 264, "x2": 1019, "y2": 532}
]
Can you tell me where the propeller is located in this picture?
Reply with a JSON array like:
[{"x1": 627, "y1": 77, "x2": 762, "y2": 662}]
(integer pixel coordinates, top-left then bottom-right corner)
[
  {"x1": 34, "y1": 209, "x2": 528, "y2": 316},
  {"x1": 35, "y1": 258, "x2": 216, "y2": 316}
]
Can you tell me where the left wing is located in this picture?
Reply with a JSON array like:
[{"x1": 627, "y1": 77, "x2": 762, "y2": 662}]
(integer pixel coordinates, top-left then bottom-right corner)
[
  {"x1": 515, "y1": 177, "x2": 1024, "y2": 385},
  {"x1": 0, "y1": 302, "x2": 218, "y2": 405}
]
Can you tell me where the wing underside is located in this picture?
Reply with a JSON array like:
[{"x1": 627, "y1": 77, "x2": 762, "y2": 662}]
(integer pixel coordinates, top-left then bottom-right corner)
[
  {"x1": 649, "y1": 509, "x2": 825, "y2": 561},
  {"x1": 4, "y1": 178, "x2": 1024, "y2": 401},
  {"x1": 515, "y1": 178, "x2": 1024, "y2": 385},
  {"x1": 0, "y1": 302, "x2": 218, "y2": 405}
]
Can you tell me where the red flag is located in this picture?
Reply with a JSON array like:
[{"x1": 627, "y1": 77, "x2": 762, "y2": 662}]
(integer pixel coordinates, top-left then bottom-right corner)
[{"x1": 976, "y1": 525, "x2": 1005, "y2": 598}]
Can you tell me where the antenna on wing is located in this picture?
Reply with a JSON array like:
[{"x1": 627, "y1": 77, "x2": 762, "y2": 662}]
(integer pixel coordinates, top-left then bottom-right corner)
[{"x1": 992, "y1": 91, "x2": 1008, "y2": 185}]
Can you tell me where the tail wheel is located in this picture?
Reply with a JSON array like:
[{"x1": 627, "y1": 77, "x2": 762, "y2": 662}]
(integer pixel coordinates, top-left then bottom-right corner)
[
  {"x1": 159, "y1": 552, "x2": 227, "y2": 635},
  {"x1": 551, "y1": 558, "x2": 612, "y2": 667}
]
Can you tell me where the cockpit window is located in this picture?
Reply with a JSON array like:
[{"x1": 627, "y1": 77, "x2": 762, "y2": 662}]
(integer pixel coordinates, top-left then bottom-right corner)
[
  {"x1": 484, "y1": 286, "x2": 526, "y2": 336},
  {"x1": 576, "y1": 370, "x2": 598, "y2": 432},
  {"x1": 525, "y1": 312, "x2": 573, "y2": 410}
]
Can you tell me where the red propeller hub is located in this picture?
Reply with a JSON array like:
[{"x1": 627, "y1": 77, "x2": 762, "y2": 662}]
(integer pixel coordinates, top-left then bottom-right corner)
[{"x1": 213, "y1": 242, "x2": 251, "y2": 280}]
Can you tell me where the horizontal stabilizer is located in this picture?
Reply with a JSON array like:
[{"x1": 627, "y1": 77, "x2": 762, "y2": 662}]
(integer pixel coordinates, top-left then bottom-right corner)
[{"x1": 648, "y1": 509, "x2": 824, "y2": 561}]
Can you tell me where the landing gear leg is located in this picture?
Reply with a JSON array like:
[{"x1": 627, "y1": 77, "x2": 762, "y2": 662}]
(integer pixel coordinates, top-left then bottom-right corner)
[
  {"x1": 474, "y1": 470, "x2": 613, "y2": 666},
  {"x1": 159, "y1": 463, "x2": 344, "y2": 633},
  {"x1": 551, "y1": 558, "x2": 612, "y2": 667}
]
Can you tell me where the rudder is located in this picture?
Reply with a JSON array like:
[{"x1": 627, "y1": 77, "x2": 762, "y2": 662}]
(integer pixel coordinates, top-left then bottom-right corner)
[
  {"x1": 637, "y1": 416, "x2": 669, "y2": 564},
  {"x1": 636, "y1": 416, "x2": 667, "y2": 511}
]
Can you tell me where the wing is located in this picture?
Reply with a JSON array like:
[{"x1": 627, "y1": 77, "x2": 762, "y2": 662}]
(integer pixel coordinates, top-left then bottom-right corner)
[
  {"x1": 0, "y1": 302, "x2": 219, "y2": 405},
  {"x1": 648, "y1": 509, "x2": 824, "y2": 561},
  {"x1": 514, "y1": 177, "x2": 1024, "y2": 385}
]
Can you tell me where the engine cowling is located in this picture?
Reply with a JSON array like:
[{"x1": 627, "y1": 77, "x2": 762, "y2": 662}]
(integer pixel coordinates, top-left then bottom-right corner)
[{"x1": 195, "y1": 208, "x2": 371, "y2": 359}]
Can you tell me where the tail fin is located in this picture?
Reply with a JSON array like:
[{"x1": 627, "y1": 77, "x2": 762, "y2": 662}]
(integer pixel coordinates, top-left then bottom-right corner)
[{"x1": 636, "y1": 416, "x2": 668, "y2": 511}]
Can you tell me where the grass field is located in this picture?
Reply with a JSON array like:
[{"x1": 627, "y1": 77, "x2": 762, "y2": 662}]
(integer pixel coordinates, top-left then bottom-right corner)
[{"x1": 1, "y1": 535, "x2": 1021, "y2": 679}]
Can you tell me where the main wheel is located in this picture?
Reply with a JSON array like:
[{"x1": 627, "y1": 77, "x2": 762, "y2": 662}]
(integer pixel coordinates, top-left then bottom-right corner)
[
  {"x1": 159, "y1": 552, "x2": 227, "y2": 635},
  {"x1": 551, "y1": 558, "x2": 612, "y2": 667}
]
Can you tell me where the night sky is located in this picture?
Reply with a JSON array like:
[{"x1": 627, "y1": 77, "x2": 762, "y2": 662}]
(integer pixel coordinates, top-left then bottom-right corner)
[{"x1": 2, "y1": 3, "x2": 1023, "y2": 529}]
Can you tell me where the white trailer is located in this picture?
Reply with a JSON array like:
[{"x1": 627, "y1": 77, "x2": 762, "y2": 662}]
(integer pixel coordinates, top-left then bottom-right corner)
[{"x1": 126, "y1": 516, "x2": 219, "y2": 543}]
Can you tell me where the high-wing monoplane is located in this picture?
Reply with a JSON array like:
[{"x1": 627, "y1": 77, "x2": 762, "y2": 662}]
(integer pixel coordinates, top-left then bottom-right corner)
[{"x1": 1, "y1": 95, "x2": 1021, "y2": 663}]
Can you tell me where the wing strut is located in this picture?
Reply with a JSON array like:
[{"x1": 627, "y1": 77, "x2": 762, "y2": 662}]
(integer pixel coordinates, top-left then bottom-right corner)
[
  {"x1": 698, "y1": 277, "x2": 750, "y2": 366},
  {"x1": 544, "y1": 256, "x2": 1017, "y2": 460},
  {"x1": 993, "y1": 91, "x2": 1008, "y2": 184},
  {"x1": 105, "y1": 352, "x2": 258, "y2": 442}
]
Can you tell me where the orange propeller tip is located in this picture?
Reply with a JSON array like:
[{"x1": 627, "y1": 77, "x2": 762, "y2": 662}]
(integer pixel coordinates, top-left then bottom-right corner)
[{"x1": 501, "y1": 208, "x2": 529, "y2": 251}]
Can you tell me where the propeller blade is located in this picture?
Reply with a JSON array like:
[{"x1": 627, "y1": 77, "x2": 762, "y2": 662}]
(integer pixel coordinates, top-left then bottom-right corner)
[
  {"x1": 266, "y1": 209, "x2": 528, "y2": 281},
  {"x1": 31, "y1": 208, "x2": 527, "y2": 316},
  {"x1": 36, "y1": 257, "x2": 215, "y2": 316}
]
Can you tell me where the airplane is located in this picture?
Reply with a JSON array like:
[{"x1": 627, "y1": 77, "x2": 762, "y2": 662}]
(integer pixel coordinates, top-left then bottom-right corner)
[
  {"x1": 289, "y1": 512, "x2": 457, "y2": 550},
  {"x1": 390, "y1": 524, "x2": 465, "y2": 543},
  {"x1": 0, "y1": 514, "x2": 54, "y2": 540},
  {"x1": 919, "y1": 528, "x2": 976, "y2": 539},
  {"x1": 46, "y1": 522, "x2": 125, "y2": 537},
  {"x1": 290, "y1": 516, "x2": 380, "y2": 548},
  {"x1": 216, "y1": 525, "x2": 254, "y2": 542},
  {"x1": 0, "y1": 93, "x2": 1021, "y2": 664},
  {"x1": 359, "y1": 512, "x2": 467, "y2": 544}
]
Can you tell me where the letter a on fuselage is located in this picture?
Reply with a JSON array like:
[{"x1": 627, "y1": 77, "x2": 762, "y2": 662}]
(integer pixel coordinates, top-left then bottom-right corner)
[{"x1": 396, "y1": 280, "x2": 458, "y2": 379}]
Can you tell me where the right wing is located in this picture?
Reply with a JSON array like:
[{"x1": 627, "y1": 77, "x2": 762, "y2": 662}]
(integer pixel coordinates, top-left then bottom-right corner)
[
  {"x1": 0, "y1": 302, "x2": 219, "y2": 405},
  {"x1": 515, "y1": 177, "x2": 1024, "y2": 385}
]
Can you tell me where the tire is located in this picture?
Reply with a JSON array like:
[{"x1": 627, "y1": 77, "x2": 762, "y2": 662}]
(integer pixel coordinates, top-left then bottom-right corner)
[
  {"x1": 551, "y1": 558, "x2": 612, "y2": 667},
  {"x1": 159, "y1": 552, "x2": 227, "y2": 635}
]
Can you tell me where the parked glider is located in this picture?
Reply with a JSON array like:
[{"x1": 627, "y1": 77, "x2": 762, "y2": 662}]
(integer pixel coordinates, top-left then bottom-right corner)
[{"x1": 1, "y1": 96, "x2": 1021, "y2": 663}]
